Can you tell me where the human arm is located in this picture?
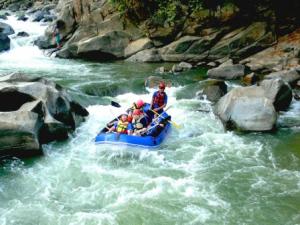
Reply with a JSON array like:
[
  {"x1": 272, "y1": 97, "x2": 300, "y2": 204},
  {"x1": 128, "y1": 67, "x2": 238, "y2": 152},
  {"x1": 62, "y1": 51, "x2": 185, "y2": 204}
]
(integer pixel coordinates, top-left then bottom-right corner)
[{"x1": 149, "y1": 92, "x2": 156, "y2": 109}]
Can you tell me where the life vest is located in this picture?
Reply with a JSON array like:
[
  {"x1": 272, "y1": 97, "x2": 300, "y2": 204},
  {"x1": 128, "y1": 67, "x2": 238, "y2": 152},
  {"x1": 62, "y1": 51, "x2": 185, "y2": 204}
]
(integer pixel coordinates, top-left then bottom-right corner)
[
  {"x1": 116, "y1": 120, "x2": 129, "y2": 134},
  {"x1": 153, "y1": 91, "x2": 166, "y2": 107}
]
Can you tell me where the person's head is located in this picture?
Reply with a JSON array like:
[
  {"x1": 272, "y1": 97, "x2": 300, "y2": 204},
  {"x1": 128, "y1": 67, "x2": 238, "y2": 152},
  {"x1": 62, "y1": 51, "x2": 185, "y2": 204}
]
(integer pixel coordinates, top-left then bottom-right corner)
[
  {"x1": 134, "y1": 99, "x2": 144, "y2": 109},
  {"x1": 120, "y1": 114, "x2": 128, "y2": 122},
  {"x1": 132, "y1": 109, "x2": 142, "y2": 119},
  {"x1": 158, "y1": 82, "x2": 166, "y2": 92}
]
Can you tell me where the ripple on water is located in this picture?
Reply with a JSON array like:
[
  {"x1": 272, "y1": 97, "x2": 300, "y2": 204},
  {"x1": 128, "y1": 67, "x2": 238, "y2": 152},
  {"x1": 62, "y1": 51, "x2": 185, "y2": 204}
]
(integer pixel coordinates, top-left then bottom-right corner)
[{"x1": 0, "y1": 70, "x2": 300, "y2": 224}]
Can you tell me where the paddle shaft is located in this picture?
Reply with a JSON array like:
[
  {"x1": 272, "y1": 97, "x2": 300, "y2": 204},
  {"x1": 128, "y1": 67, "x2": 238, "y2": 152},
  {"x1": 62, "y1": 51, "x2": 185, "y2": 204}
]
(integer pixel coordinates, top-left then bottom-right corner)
[{"x1": 149, "y1": 109, "x2": 180, "y2": 128}]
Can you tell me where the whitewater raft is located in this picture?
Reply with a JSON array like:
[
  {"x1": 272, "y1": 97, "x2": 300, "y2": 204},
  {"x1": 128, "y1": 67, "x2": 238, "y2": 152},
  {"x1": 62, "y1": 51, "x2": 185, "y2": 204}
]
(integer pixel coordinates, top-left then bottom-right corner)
[{"x1": 94, "y1": 105, "x2": 171, "y2": 147}]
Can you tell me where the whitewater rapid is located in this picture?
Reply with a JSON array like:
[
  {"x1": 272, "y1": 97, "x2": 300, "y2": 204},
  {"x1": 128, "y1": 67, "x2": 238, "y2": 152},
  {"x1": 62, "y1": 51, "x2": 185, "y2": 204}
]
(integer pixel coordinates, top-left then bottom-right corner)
[{"x1": 0, "y1": 15, "x2": 300, "y2": 225}]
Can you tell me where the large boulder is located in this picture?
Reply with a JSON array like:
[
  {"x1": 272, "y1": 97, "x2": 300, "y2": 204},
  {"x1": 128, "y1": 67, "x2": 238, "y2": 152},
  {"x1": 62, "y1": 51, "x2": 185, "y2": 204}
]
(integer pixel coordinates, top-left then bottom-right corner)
[
  {"x1": 171, "y1": 62, "x2": 193, "y2": 73},
  {"x1": 0, "y1": 73, "x2": 89, "y2": 158},
  {"x1": 77, "y1": 31, "x2": 131, "y2": 59},
  {"x1": 264, "y1": 69, "x2": 300, "y2": 87},
  {"x1": 0, "y1": 11, "x2": 8, "y2": 20},
  {"x1": 240, "y1": 29, "x2": 300, "y2": 73},
  {"x1": 0, "y1": 33, "x2": 10, "y2": 52},
  {"x1": 126, "y1": 48, "x2": 162, "y2": 62},
  {"x1": 214, "y1": 86, "x2": 277, "y2": 131},
  {"x1": 207, "y1": 64, "x2": 245, "y2": 80},
  {"x1": 159, "y1": 28, "x2": 227, "y2": 62},
  {"x1": 0, "y1": 111, "x2": 43, "y2": 158},
  {"x1": 0, "y1": 22, "x2": 13, "y2": 52},
  {"x1": 124, "y1": 38, "x2": 153, "y2": 58},
  {"x1": 208, "y1": 22, "x2": 275, "y2": 61},
  {"x1": 260, "y1": 79, "x2": 293, "y2": 111},
  {"x1": 0, "y1": 22, "x2": 14, "y2": 36}
]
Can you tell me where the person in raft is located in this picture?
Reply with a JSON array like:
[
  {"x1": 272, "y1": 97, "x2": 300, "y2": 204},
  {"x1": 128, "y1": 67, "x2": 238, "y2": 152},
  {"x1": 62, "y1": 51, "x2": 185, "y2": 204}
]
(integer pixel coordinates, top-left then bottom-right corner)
[
  {"x1": 131, "y1": 109, "x2": 149, "y2": 136},
  {"x1": 127, "y1": 99, "x2": 151, "y2": 123},
  {"x1": 107, "y1": 114, "x2": 133, "y2": 135},
  {"x1": 150, "y1": 81, "x2": 168, "y2": 115}
]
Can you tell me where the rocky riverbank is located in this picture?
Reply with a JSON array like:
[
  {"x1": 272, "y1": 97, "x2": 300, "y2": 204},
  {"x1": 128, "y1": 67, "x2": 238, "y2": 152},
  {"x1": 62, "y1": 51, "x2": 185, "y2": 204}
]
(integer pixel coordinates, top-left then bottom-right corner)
[
  {"x1": 1, "y1": 0, "x2": 300, "y2": 134},
  {"x1": 0, "y1": 73, "x2": 88, "y2": 159}
]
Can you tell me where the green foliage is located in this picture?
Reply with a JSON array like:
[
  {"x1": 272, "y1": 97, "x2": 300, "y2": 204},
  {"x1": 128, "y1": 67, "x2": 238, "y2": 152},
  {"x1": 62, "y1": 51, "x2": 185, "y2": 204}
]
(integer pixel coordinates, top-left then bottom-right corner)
[
  {"x1": 108, "y1": 0, "x2": 224, "y2": 24},
  {"x1": 108, "y1": 0, "x2": 127, "y2": 13},
  {"x1": 152, "y1": 1, "x2": 180, "y2": 26}
]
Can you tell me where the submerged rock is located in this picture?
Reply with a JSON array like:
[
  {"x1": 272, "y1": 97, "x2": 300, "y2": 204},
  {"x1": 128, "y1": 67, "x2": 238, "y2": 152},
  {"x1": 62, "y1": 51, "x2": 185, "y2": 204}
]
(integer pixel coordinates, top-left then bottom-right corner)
[
  {"x1": 171, "y1": 62, "x2": 193, "y2": 73},
  {"x1": 0, "y1": 73, "x2": 89, "y2": 158}
]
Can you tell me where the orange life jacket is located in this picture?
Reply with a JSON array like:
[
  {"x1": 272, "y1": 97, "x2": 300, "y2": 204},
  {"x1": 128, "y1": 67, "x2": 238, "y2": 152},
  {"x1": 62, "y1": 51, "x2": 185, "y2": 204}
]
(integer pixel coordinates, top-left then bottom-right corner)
[{"x1": 153, "y1": 91, "x2": 166, "y2": 107}]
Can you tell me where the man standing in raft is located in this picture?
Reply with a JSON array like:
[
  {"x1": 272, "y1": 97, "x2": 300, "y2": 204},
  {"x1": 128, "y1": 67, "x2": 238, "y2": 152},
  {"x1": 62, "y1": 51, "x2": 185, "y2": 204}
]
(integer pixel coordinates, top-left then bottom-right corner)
[{"x1": 150, "y1": 81, "x2": 168, "y2": 114}]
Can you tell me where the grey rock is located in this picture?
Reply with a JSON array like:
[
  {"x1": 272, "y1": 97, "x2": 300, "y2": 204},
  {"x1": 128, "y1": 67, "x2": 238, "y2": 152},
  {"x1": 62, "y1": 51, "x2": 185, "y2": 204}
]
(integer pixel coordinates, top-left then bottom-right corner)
[
  {"x1": 77, "y1": 31, "x2": 131, "y2": 59},
  {"x1": 207, "y1": 64, "x2": 245, "y2": 80},
  {"x1": 209, "y1": 22, "x2": 275, "y2": 61},
  {"x1": 0, "y1": 73, "x2": 89, "y2": 158},
  {"x1": 0, "y1": 111, "x2": 43, "y2": 158},
  {"x1": 34, "y1": 35, "x2": 53, "y2": 49},
  {"x1": 214, "y1": 86, "x2": 277, "y2": 131},
  {"x1": 207, "y1": 62, "x2": 217, "y2": 67},
  {"x1": 260, "y1": 79, "x2": 292, "y2": 111},
  {"x1": 198, "y1": 79, "x2": 227, "y2": 103},
  {"x1": 0, "y1": 22, "x2": 15, "y2": 36},
  {"x1": 264, "y1": 69, "x2": 300, "y2": 86},
  {"x1": 155, "y1": 67, "x2": 167, "y2": 74},
  {"x1": 16, "y1": 12, "x2": 28, "y2": 21},
  {"x1": 0, "y1": 33, "x2": 10, "y2": 52},
  {"x1": 32, "y1": 10, "x2": 48, "y2": 22},
  {"x1": 126, "y1": 49, "x2": 162, "y2": 62},
  {"x1": 173, "y1": 62, "x2": 193, "y2": 73},
  {"x1": 124, "y1": 38, "x2": 153, "y2": 58},
  {"x1": 144, "y1": 76, "x2": 170, "y2": 89},
  {"x1": 17, "y1": 31, "x2": 29, "y2": 37},
  {"x1": 0, "y1": 11, "x2": 7, "y2": 20}
]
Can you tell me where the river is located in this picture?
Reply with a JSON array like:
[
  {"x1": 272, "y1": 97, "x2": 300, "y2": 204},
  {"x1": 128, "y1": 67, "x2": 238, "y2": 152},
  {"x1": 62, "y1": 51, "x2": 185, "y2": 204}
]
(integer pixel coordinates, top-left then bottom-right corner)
[{"x1": 0, "y1": 16, "x2": 300, "y2": 225}]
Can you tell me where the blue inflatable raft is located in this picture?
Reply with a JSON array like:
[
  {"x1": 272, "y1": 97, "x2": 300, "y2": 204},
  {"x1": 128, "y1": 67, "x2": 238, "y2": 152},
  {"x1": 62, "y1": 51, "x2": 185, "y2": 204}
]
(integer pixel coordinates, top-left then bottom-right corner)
[{"x1": 94, "y1": 107, "x2": 171, "y2": 147}]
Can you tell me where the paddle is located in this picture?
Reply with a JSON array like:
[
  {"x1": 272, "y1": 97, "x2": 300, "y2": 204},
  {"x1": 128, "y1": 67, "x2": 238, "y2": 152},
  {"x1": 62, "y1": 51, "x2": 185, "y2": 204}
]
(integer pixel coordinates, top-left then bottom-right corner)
[
  {"x1": 111, "y1": 101, "x2": 181, "y2": 129},
  {"x1": 111, "y1": 101, "x2": 121, "y2": 108},
  {"x1": 149, "y1": 109, "x2": 181, "y2": 129}
]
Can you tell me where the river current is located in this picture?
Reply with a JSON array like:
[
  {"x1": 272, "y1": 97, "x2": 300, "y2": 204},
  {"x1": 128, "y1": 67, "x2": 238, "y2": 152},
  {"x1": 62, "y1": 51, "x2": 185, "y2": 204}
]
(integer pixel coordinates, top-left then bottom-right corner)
[{"x1": 0, "y1": 16, "x2": 300, "y2": 225}]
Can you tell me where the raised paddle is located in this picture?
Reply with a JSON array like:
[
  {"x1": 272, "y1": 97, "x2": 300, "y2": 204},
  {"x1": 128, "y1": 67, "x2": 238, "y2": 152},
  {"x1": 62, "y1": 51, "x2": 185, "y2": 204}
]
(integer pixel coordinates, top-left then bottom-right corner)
[{"x1": 111, "y1": 101, "x2": 121, "y2": 108}]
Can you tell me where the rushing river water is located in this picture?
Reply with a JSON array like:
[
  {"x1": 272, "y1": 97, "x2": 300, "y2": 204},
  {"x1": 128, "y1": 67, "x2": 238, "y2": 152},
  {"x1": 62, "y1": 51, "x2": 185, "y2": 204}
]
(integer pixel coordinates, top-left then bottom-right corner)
[{"x1": 0, "y1": 16, "x2": 300, "y2": 225}]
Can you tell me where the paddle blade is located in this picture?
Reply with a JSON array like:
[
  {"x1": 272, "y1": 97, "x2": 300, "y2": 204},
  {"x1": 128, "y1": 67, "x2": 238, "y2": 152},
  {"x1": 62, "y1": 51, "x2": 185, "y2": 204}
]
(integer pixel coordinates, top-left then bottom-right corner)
[
  {"x1": 111, "y1": 101, "x2": 121, "y2": 108},
  {"x1": 170, "y1": 120, "x2": 181, "y2": 129}
]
